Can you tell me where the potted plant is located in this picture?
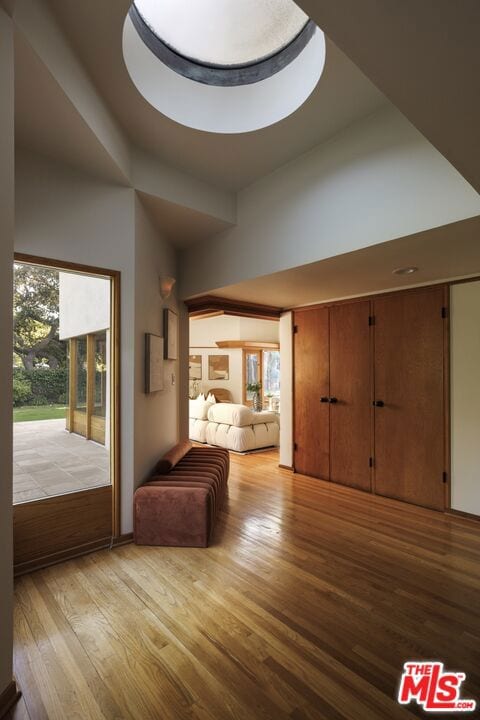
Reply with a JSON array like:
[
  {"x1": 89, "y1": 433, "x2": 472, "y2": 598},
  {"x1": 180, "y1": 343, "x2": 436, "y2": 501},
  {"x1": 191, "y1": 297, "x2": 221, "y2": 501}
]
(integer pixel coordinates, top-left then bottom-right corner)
[{"x1": 246, "y1": 381, "x2": 262, "y2": 412}]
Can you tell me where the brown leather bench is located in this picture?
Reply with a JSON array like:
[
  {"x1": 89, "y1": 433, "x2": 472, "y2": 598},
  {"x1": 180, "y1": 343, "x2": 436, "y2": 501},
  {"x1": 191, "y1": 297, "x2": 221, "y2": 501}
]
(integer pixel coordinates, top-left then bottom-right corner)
[{"x1": 134, "y1": 441, "x2": 229, "y2": 547}]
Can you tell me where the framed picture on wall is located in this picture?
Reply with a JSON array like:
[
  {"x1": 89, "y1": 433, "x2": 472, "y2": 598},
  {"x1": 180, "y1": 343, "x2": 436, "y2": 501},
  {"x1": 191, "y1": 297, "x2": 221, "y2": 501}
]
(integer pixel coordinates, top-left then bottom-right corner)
[
  {"x1": 145, "y1": 333, "x2": 164, "y2": 393},
  {"x1": 208, "y1": 354, "x2": 229, "y2": 380},
  {"x1": 164, "y1": 308, "x2": 178, "y2": 360},
  {"x1": 189, "y1": 354, "x2": 202, "y2": 380}
]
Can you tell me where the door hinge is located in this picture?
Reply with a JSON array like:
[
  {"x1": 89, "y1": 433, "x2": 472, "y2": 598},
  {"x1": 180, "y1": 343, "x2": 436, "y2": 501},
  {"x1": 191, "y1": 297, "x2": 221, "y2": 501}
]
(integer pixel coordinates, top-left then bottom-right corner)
[
  {"x1": 441, "y1": 307, "x2": 448, "y2": 319},
  {"x1": 293, "y1": 325, "x2": 299, "y2": 334},
  {"x1": 294, "y1": 442, "x2": 298, "y2": 451},
  {"x1": 368, "y1": 315, "x2": 375, "y2": 326},
  {"x1": 442, "y1": 471, "x2": 448, "y2": 484},
  {"x1": 369, "y1": 457, "x2": 374, "y2": 468}
]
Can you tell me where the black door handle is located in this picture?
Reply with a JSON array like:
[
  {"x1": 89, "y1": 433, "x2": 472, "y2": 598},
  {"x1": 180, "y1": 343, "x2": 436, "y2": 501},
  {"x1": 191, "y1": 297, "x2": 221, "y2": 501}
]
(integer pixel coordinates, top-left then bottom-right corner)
[
  {"x1": 320, "y1": 396, "x2": 329, "y2": 403},
  {"x1": 373, "y1": 400, "x2": 385, "y2": 407},
  {"x1": 329, "y1": 397, "x2": 338, "y2": 404}
]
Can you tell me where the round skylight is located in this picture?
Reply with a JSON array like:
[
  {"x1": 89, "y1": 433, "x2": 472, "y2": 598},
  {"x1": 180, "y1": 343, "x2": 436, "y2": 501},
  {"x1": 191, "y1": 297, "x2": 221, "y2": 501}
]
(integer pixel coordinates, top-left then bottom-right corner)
[
  {"x1": 123, "y1": 0, "x2": 326, "y2": 133},
  {"x1": 134, "y1": 0, "x2": 309, "y2": 68}
]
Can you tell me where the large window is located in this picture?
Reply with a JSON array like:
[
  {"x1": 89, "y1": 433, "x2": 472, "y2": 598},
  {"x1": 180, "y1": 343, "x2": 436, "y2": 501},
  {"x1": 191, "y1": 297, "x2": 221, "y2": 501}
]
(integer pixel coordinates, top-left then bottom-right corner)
[{"x1": 243, "y1": 348, "x2": 280, "y2": 409}]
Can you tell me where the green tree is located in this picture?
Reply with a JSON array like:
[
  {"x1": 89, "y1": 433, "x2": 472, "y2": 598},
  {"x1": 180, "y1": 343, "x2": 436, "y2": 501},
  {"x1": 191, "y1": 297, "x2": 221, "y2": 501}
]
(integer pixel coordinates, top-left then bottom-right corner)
[{"x1": 13, "y1": 264, "x2": 67, "y2": 370}]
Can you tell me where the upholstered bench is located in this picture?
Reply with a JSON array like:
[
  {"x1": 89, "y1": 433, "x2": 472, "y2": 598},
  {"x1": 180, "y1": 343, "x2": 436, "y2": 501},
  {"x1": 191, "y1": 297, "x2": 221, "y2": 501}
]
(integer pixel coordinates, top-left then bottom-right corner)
[{"x1": 134, "y1": 441, "x2": 229, "y2": 547}]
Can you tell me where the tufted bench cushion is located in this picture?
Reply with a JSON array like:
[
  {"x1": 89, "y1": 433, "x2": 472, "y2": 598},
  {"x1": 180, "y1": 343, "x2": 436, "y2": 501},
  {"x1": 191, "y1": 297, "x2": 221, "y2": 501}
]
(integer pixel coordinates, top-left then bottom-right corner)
[{"x1": 134, "y1": 444, "x2": 229, "y2": 547}]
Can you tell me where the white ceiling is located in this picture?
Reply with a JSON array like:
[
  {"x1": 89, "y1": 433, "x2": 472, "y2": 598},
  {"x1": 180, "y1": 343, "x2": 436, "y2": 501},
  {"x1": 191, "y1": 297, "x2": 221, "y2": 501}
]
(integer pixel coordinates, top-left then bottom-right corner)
[
  {"x1": 14, "y1": 30, "x2": 127, "y2": 185},
  {"x1": 45, "y1": 0, "x2": 388, "y2": 191},
  {"x1": 137, "y1": 192, "x2": 233, "y2": 248},
  {"x1": 209, "y1": 216, "x2": 480, "y2": 308}
]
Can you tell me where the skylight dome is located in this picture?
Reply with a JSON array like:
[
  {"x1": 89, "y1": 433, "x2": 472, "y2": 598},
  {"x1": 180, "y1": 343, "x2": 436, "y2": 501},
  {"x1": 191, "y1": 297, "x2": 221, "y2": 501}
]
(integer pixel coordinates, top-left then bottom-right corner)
[
  {"x1": 123, "y1": 0, "x2": 326, "y2": 133},
  {"x1": 134, "y1": 0, "x2": 309, "y2": 68}
]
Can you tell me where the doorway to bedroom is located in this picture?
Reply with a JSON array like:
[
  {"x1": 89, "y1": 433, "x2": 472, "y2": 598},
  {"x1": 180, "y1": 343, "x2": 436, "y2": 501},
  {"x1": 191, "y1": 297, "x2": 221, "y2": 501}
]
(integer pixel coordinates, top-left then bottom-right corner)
[{"x1": 187, "y1": 308, "x2": 281, "y2": 454}]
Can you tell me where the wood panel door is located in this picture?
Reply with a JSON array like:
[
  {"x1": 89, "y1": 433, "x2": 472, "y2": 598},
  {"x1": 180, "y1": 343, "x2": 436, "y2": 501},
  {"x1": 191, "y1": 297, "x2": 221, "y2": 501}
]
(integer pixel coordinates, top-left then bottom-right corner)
[
  {"x1": 373, "y1": 287, "x2": 446, "y2": 510},
  {"x1": 294, "y1": 308, "x2": 330, "y2": 479},
  {"x1": 329, "y1": 301, "x2": 372, "y2": 491}
]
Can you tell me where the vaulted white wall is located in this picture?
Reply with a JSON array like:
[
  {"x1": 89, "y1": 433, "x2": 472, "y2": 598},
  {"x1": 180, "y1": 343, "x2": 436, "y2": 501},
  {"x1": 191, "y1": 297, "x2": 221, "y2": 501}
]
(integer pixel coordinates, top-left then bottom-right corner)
[
  {"x1": 180, "y1": 106, "x2": 480, "y2": 298},
  {"x1": 134, "y1": 196, "x2": 181, "y2": 490}
]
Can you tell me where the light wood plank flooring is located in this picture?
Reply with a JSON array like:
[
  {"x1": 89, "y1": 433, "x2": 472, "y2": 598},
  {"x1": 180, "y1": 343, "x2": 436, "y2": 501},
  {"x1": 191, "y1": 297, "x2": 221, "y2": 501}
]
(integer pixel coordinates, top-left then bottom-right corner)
[{"x1": 10, "y1": 450, "x2": 480, "y2": 719}]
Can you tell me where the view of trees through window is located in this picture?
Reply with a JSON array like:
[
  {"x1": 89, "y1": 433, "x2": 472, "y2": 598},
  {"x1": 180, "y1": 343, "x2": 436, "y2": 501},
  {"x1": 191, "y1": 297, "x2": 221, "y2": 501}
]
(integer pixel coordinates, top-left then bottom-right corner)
[{"x1": 13, "y1": 263, "x2": 68, "y2": 421}]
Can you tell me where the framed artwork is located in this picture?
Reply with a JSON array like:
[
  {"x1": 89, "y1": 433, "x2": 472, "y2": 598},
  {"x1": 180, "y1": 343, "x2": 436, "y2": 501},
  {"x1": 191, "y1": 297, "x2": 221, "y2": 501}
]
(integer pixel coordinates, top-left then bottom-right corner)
[
  {"x1": 189, "y1": 354, "x2": 202, "y2": 380},
  {"x1": 208, "y1": 354, "x2": 229, "y2": 381},
  {"x1": 145, "y1": 333, "x2": 164, "y2": 393},
  {"x1": 164, "y1": 308, "x2": 178, "y2": 360}
]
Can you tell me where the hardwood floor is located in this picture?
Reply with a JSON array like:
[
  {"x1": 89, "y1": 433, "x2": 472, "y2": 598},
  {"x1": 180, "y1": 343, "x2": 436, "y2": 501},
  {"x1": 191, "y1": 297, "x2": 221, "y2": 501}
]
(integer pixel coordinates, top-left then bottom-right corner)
[{"x1": 10, "y1": 450, "x2": 480, "y2": 720}]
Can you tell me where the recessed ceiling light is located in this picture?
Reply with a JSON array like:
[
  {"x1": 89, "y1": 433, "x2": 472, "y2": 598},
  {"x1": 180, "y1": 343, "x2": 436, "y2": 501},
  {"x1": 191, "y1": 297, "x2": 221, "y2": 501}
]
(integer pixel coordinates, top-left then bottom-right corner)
[{"x1": 392, "y1": 266, "x2": 419, "y2": 276}]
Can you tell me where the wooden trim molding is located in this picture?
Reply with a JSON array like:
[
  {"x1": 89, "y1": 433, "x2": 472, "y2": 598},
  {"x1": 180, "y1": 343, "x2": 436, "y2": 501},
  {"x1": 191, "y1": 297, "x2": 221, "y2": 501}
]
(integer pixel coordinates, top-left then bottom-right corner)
[
  {"x1": 112, "y1": 533, "x2": 134, "y2": 547},
  {"x1": 279, "y1": 464, "x2": 294, "y2": 471},
  {"x1": 186, "y1": 295, "x2": 281, "y2": 321},
  {"x1": 14, "y1": 253, "x2": 122, "y2": 544},
  {"x1": 216, "y1": 340, "x2": 280, "y2": 349},
  {"x1": 0, "y1": 680, "x2": 21, "y2": 719}
]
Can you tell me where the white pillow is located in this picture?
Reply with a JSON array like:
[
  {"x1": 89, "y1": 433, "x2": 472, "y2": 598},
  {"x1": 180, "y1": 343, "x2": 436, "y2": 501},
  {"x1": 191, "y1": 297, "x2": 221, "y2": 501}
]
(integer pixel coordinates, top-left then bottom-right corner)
[
  {"x1": 206, "y1": 392, "x2": 217, "y2": 404},
  {"x1": 189, "y1": 398, "x2": 213, "y2": 420}
]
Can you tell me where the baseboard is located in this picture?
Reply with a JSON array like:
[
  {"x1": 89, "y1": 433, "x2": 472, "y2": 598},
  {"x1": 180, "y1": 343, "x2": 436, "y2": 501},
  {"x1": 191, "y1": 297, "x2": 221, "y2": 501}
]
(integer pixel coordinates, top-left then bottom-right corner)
[
  {"x1": 279, "y1": 464, "x2": 294, "y2": 471},
  {"x1": 112, "y1": 532, "x2": 134, "y2": 547},
  {"x1": 14, "y1": 533, "x2": 135, "y2": 576},
  {"x1": 446, "y1": 508, "x2": 480, "y2": 523},
  {"x1": 14, "y1": 537, "x2": 112, "y2": 576},
  {"x1": 0, "y1": 680, "x2": 21, "y2": 719}
]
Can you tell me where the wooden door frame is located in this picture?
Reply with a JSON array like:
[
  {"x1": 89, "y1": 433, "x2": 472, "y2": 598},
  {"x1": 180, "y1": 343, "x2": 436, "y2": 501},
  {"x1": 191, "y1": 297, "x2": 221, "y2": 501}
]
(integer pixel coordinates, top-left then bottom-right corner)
[
  {"x1": 242, "y1": 348, "x2": 263, "y2": 406},
  {"x1": 13, "y1": 253, "x2": 121, "y2": 546}
]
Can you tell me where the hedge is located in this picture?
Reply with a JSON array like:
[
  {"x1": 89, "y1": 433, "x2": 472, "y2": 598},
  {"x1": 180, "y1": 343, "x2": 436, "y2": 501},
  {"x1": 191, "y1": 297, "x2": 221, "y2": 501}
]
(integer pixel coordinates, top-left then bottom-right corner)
[{"x1": 13, "y1": 367, "x2": 69, "y2": 406}]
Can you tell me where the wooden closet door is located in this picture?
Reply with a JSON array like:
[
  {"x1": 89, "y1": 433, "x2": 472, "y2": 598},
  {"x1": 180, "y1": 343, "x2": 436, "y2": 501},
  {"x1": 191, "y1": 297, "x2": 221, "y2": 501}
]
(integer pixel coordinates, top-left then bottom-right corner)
[
  {"x1": 294, "y1": 308, "x2": 330, "y2": 479},
  {"x1": 329, "y1": 301, "x2": 372, "y2": 491},
  {"x1": 373, "y1": 287, "x2": 446, "y2": 510}
]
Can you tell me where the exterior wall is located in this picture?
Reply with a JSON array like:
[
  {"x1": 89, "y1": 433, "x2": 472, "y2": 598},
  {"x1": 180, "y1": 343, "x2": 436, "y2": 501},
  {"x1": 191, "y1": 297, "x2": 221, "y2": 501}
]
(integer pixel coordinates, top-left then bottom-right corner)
[
  {"x1": 0, "y1": 4, "x2": 14, "y2": 698},
  {"x1": 59, "y1": 273, "x2": 110, "y2": 340},
  {"x1": 180, "y1": 106, "x2": 480, "y2": 299},
  {"x1": 450, "y1": 281, "x2": 480, "y2": 516}
]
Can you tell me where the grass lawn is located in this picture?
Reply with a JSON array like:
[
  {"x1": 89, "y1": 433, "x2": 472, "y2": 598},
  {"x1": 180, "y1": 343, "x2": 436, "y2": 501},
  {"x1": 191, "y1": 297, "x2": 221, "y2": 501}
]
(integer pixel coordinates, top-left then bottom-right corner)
[{"x1": 13, "y1": 405, "x2": 68, "y2": 423}]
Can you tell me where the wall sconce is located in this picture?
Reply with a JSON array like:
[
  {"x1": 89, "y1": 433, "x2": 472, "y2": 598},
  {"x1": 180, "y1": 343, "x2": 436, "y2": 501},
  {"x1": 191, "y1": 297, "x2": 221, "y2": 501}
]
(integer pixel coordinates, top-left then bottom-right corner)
[{"x1": 159, "y1": 275, "x2": 176, "y2": 300}]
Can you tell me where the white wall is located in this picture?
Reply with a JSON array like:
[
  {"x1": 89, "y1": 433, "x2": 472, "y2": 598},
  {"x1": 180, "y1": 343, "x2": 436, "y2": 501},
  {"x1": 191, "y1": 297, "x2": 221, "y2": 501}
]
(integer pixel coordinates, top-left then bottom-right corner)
[
  {"x1": 450, "y1": 281, "x2": 480, "y2": 516},
  {"x1": 0, "y1": 4, "x2": 14, "y2": 699},
  {"x1": 59, "y1": 273, "x2": 110, "y2": 340},
  {"x1": 190, "y1": 348, "x2": 243, "y2": 403},
  {"x1": 15, "y1": 150, "x2": 137, "y2": 532},
  {"x1": 133, "y1": 196, "x2": 180, "y2": 488},
  {"x1": 180, "y1": 106, "x2": 480, "y2": 298},
  {"x1": 189, "y1": 315, "x2": 279, "y2": 346},
  {"x1": 279, "y1": 312, "x2": 293, "y2": 468}
]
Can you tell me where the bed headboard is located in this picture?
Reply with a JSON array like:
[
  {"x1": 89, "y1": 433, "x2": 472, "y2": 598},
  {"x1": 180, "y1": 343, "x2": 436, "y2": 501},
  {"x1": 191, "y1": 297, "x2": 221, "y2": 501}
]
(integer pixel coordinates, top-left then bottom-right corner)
[{"x1": 209, "y1": 388, "x2": 233, "y2": 403}]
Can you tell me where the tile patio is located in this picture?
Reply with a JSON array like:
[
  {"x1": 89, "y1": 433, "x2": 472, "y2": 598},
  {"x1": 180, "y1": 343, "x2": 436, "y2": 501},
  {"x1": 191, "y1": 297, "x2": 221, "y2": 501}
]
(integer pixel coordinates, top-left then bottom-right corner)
[{"x1": 13, "y1": 418, "x2": 110, "y2": 504}]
